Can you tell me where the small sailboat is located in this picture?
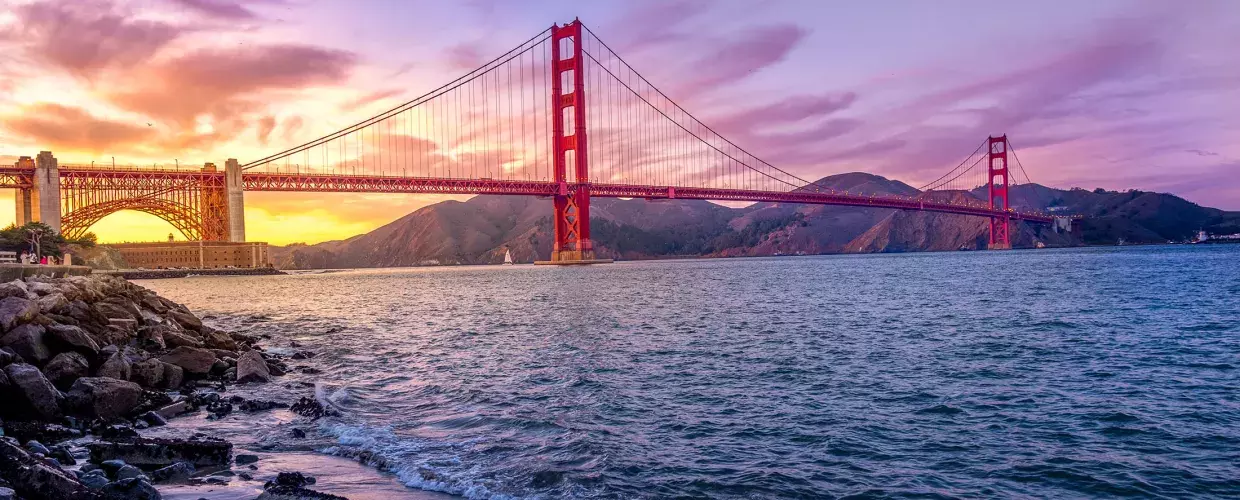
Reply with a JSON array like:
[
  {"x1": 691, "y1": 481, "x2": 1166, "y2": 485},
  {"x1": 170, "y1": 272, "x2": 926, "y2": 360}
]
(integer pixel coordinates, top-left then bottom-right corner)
[{"x1": 503, "y1": 249, "x2": 514, "y2": 265}]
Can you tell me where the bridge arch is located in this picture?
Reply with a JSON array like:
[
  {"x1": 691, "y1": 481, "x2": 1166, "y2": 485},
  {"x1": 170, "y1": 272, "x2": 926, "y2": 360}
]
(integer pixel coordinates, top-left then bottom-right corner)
[{"x1": 60, "y1": 197, "x2": 204, "y2": 241}]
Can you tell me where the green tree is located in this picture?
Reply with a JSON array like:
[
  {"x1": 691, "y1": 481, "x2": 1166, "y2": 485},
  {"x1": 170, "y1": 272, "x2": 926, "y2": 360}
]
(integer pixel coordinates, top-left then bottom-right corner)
[{"x1": 0, "y1": 222, "x2": 96, "y2": 259}]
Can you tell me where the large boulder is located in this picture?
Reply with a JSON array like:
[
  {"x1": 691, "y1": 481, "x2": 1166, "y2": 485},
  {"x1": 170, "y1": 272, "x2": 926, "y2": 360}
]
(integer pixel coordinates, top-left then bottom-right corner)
[
  {"x1": 158, "y1": 347, "x2": 215, "y2": 375},
  {"x1": 96, "y1": 351, "x2": 131, "y2": 381},
  {"x1": 129, "y1": 359, "x2": 163, "y2": 388},
  {"x1": 0, "y1": 347, "x2": 20, "y2": 367},
  {"x1": 35, "y1": 293, "x2": 67, "y2": 315},
  {"x1": 166, "y1": 309, "x2": 203, "y2": 332},
  {"x1": 0, "y1": 297, "x2": 39, "y2": 331},
  {"x1": 92, "y1": 300, "x2": 136, "y2": 323},
  {"x1": 86, "y1": 435, "x2": 232, "y2": 468},
  {"x1": 41, "y1": 352, "x2": 89, "y2": 390},
  {"x1": 64, "y1": 377, "x2": 143, "y2": 419},
  {"x1": 0, "y1": 438, "x2": 96, "y2": 499},
  {"x1": 162, "y1": 329, "x2": 205, "y2": 349},
  {"x1": 43, "y1": 324, "x2": 99, "y2": 358},
  {"x1": 201, "y1": 328, "x2": 238, "y2": 351},
  {"x1": 136, "y1": 325, "x2": 167, "y2": 351},
  {"x1": 25, "y1": 281, "x2": 56, "y2": 296},
  {"x1": 161, "y1": 362, "x2": 184, "y2": 389},
  {"x1": 235, "y1": 351, "x2": 271, "y2": 384},
  {"x1": 3, "y1": 364, "x2": 63, "y2": 420},
  {"x1": 0, "y1": 325, "x2": 50, "y2": 366},
  {"x1": 0, "y1": 281, "x2": 28, "y2": 300}
]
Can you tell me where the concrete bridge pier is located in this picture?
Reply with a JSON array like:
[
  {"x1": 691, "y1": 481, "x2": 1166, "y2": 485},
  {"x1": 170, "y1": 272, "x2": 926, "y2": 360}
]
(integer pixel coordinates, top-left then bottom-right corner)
[
  {"x1": 225, "y1": 158, "x2": 245, "y2": 242},
  {"x1": 32, "y1": 151, "x2": 61, "y2": 233},
  {"x1": 13, "y1": 156, "x2": 34, "y2": 226}
]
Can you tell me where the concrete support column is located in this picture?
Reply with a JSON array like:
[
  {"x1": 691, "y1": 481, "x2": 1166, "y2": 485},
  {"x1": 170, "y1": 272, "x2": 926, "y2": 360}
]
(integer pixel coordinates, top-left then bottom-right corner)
[
  {"x1": 14, "y1": 156, "x2": 34, "y2": 226},
  {"x1": 33, "y1": 151, "x2": 60, "y2": 234},
  {"x1": 225, "y1": 158, "x2": 245, "y2": 242}
]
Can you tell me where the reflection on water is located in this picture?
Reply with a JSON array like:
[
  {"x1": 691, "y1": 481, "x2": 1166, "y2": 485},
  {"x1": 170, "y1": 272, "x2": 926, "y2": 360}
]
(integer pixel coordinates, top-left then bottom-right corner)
[{"x1": 140, "y1": 245, "x2": 1240, "y2": 498}]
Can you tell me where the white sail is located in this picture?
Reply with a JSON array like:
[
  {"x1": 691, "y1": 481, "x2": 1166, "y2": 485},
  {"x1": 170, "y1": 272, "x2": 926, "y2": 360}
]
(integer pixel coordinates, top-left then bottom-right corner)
[{"x1": 503, "y1": 249, "x2": 513, "y2": 265}]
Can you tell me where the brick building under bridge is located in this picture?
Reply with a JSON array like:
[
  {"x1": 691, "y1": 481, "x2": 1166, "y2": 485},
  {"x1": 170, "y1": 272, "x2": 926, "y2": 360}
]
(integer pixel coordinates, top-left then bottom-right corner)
[{"x1": 111, "y1": 241, "x2": 270, "y2": 269}]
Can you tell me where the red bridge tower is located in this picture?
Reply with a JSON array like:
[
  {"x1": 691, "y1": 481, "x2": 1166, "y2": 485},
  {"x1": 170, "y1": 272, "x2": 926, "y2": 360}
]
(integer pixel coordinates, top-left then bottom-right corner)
[{"x1": 987, "y1": 135, "x2": 1011, "y2": 250}]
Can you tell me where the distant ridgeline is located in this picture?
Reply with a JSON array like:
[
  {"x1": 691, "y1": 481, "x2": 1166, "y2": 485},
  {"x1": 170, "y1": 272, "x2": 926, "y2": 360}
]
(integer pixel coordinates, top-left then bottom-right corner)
[{"x1": 267, "y1": 173, "x2": 1240, "y2": 269}]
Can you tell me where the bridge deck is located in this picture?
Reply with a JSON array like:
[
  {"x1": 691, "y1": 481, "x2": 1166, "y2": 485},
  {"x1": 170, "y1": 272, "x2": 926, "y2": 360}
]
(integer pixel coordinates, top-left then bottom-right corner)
[{"x1": 0, "y1": 167, "x2": 1055, "y2": 223}]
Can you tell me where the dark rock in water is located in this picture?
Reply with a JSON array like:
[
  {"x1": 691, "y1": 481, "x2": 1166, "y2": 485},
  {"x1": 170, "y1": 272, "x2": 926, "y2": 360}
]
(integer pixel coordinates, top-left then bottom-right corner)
[
  {"x1": 154, "y1": 402, "x2": 188, "y2": 421},
  {"x1": 290, "y1": 428, "x2": 306, "y2": 439},
  {"x1": 0, "y1": 297, "x2": 39, "y2": 332},
  {"x1": 97, "y1": 425, "x2": 139, "y2": 441},
  {"x1": 205, "y1": 401, "x2": 233, "y2": 420},
  {"x1": 128, "y1": 359, "x2": 163, "y2": 388},
  {"x1": 0, "y1": 485, "x2": 13, "y2": 500},
  {"x1": 201, "y1": 329, "x2": 237, "y2": 351},
  {"x1": 100, "y1": 477, "x2": 160, "y2": 499},
  {"x1": 44, "y1": 324, "x2": 100, "y2": 358},
  {"x1": 167, "y1": 309, "x2": 203, "y2": 333},
  {"x1": 114, "y1": 464, "x2": 144, "y2": 481},
  {"x1": 24, "y1": 440, "x2": 50, "y2": 456},
  {"x1": 42, "y1": 351, "x2": 90, "y2": 390},
  {"x1": 47, "y1": 445, "x2": 75, "y2": 466},
  {"x1": 236, "y1": 350, "x2": 271, "y2": 384},
  {"x1": 258, "y1": 485, "x2": 346, "y2": 500},
  {"x1": 86, "y1": 434, "x2": 232, "y2": 468},
  {"x1": 209, "y1": 359, "x2": 229, "y2": 376},
  {"x1": 265, "y1": 471, "x2": 316, "y2": 489},
  {"x1": 95, "y1": 351, "x2": 130, "y2": 381},
  {"x1": 266, "y1": 360, "x2": 287, "y2": 377},
  {"x1": 291, "y1": 351, "x2": 316, "y2": 360},
  {"x1": 290, "y1": 397, "x2": 334, "y2": 420},
  {"x1": 99, "y1": 459, "x2": 127, "y2": 476},
  {"x1": 138, "y1": 411, "x2": 166, "y2": 428},
  {"x1": 4, "y1": 363, "x2": 63, "y2": 420},
  {"x1": 149, "y1": 462, "x2": 194, "y2": 483},
  {"x1": 1, "y1": 422, "x2": 81, "y2": 445},
  {"x1": 235, "y1": 454, "x2": 259, "y2": 465},
  {"x1": 79, "y1": 469, "x2": 110, "y2": 489},
  {"x1": 158, "y1": 347, "x2": 215, "y2": 375},
  {"x1": 64, "y1": 377, "x2": 143, "y2": 419},
  {"x1": 0, "y1": 437, "x2": 96, "y2": 499},
  {"x1": 238, "y1": 400, "x2": 288, "y2": 412},
  {"x1": 0, "y1": 324, "x2": 50, "y2": 366}
]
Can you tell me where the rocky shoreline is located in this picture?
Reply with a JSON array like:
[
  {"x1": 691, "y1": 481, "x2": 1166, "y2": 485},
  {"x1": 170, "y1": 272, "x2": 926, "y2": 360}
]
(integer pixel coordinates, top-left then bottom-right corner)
[{"x1": 0, "y1": 275, "x2": 351, "y2": 499}]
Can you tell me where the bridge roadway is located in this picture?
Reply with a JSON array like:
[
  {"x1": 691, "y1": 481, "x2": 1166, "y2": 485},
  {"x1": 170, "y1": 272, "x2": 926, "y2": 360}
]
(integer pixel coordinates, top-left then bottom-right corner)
[{"x1": 0, "y1": 165, "x2": 1055, "y2": 224}]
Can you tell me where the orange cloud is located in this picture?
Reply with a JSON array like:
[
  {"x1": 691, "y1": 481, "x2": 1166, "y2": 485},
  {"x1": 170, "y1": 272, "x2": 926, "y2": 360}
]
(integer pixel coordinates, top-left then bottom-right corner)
[{"x1": 5, "y1": 103, "x2": 155, "y2": 153}]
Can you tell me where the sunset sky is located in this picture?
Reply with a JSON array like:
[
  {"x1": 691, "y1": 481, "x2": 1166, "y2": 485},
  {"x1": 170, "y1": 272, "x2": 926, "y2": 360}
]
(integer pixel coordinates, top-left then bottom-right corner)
[{"x1": 1, "y1": 0, "x2": 1237, "y2": 245}]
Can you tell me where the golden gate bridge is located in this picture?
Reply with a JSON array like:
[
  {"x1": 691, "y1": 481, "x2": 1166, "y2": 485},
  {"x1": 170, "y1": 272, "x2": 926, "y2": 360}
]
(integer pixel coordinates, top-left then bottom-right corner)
[{"x1": 1, "y1": 20, "x2": 1065, "y2": 262}]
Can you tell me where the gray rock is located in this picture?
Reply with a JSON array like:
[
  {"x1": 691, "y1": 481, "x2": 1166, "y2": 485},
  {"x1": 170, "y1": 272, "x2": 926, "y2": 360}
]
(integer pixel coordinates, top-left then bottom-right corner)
[
  {"x1": 0, "y1": 324, "x2": 50, "y2": 366},
  {"x1": 93, "y1": 299, "x2": 137, "y2": 323},
  {"x1": 136, "y1": 325, "x2": 166, "y2": 350},
  {"x1": 149, "y1": 461, "x2": 194, "y2": 483},
  {"x1": 47, "y1": 445, "x2": 75, "y2": 465},
  {"x1": 24, "y1": 440, "x2": 49, "y2": 456},
  {"x1": 0, "y1": 485, "x2": 14, "y2": 500},
  {"x1": 161, "y1": 362, "x2": 184, "y2": 389},
  {"x1": 115, "y1": 463, "x2": 144, "y2": 481},
  {"x1": 0, "y1": 297, "x2": 38, "y2": 331},
  {"x1": 202, "y1": 328, "x2": 238, "y2": 350},
  {"x1": 155, "y1": 401, "x2": 188, "y2": 420},
  {"x1": 236, "y1": 350, "x2": 271, "y2": 384},
  {"x1": 235, "y1": 454, "x2": 259, "y2": 465},
  {"x1": 79, "y1": 471, "x2": 110, "y2": 489},
  {"x1": 139, "y1": 411, "x2": 167, "y2": 427},
  {"x1": 159, "y1": 346, "x2": 215, "y2": 375},
  {"x1": 86, "y1": 435, "x2": 232, "y2": 468},
  {"x1": 0, "y1": 438, "x2": 94, "y2": 498},
  {"x1": 44, "y1": 323, "x2": 100, "y2": 358},
  {"x1": 26, "y1": 282, "x2": 56, "y2": 296},
  {"x1": 42, "y1": 351, "x2": 90, "y2": 390},
  {"x1": 65, "y1": 377, "x2": 144, "y2": 419},
  {"x1": 162, "y1": 329, "x2": 204, "y2": 349},
  {"x1": 129, "y1": 359, "x2": 164, "y2": 388},
  {"x1": 0, "y1": 347, "x2": 19, "y2": 367},
  {"x1": 167, "y1": 309, "x2": 203, "y2": 332},
  {"x1": 3, "y1": 363, "x2": 63, "y2": 420},
  {"x1": 35, "y1": 292, "x2": 67, "y2": 315},
  {"x1": 99, "y1": 459, "x2": 127, "y2": 475},
  {"x1": 97, "y1": 350, "x2": 131, "y2": 381},
  {"x1": 100, "y1": 477, "x2": 160, "y2": 499}
]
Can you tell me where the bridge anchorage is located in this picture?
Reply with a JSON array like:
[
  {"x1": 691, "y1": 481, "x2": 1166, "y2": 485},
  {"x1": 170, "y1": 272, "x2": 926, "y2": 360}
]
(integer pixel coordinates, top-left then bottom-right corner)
[{"x1": 5, "y1": 19, "x2": 1068, "y2": 260}]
